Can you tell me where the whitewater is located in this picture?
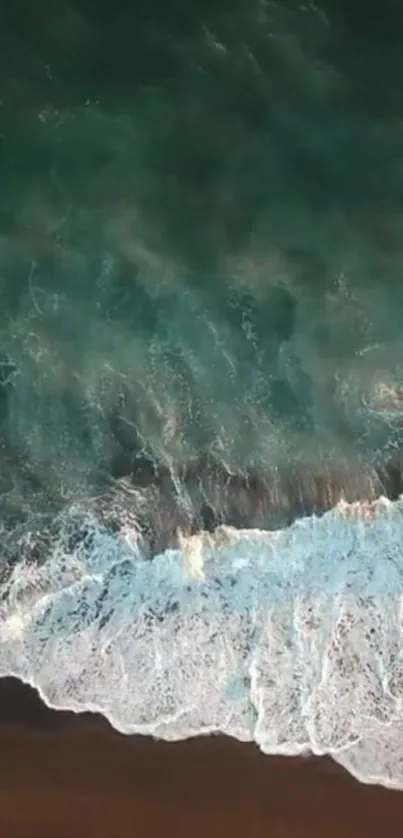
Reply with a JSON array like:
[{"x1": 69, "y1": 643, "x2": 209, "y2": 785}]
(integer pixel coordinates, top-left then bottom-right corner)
[{"x1": 1, "y1": 493, "x2": 403, "y2": 789}]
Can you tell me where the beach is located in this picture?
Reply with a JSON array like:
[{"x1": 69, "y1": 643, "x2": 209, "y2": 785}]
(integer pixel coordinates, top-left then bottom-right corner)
[
  {"x1": 2, "y1": 3, "x2": 403, "y2": 833},
  {"x1": 0, "y1": 677, "x2": 402, "y2": 838}
]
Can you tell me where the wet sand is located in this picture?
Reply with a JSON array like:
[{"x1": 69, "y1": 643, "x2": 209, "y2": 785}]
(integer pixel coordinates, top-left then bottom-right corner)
[{"x1": 0, "y1": 678, "x2": 403, "y2": 837}]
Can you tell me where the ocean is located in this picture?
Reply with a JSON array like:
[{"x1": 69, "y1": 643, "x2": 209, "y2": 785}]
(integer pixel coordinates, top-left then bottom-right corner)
[{"x1": 1, "y1": 0, "x2": 403, "y2": 788}]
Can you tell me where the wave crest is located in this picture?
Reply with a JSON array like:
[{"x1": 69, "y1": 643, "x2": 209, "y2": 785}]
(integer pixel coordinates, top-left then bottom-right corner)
[{"x1": 1, "y1": 495, "x2": 403, "y2": 788}]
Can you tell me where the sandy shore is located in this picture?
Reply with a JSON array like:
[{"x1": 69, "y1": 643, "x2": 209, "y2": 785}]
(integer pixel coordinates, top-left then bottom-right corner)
[{"x1": 0, "y1": 678, "x2": 402, "y2": 837}]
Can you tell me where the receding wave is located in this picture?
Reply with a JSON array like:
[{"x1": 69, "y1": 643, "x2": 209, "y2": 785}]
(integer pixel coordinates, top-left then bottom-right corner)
[{"x1": 1, "y1": 494, "x2": 403, "y2": 789}]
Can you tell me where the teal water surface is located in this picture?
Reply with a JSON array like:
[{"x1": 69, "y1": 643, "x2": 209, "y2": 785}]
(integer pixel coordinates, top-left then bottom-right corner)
[{"x1": 1, "y1": 0, "x2": 403, "y2": 547}]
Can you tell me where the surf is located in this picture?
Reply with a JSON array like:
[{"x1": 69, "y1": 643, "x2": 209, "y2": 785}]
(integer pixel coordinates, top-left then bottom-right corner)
[{"x1": 1, "y1": 494, "x2": 403, "y2": 789}]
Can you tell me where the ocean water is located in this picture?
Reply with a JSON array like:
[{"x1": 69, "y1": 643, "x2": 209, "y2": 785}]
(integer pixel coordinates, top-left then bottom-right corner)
[{"x1": 1, "y1": 0, "x2": 403, "y2": 788}]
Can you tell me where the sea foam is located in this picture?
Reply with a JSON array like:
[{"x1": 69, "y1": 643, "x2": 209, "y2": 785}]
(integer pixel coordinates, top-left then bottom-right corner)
[{"x1": 1, "y1": 496, "x2": 403, "y2": 788}]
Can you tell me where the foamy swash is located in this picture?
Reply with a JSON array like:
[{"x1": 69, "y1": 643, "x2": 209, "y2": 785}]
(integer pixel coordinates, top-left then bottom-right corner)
[{"x1": 1, "y1": 494, "x2": 403, "y2": 789}]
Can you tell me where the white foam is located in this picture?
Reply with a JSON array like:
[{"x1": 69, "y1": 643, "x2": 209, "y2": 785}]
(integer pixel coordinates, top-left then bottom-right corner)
[{"x1": 1, "y1": 496, "x2": 403, "y2": 786}]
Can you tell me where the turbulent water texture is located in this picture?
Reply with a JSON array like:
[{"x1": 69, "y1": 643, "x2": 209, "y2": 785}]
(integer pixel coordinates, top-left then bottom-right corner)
[
  {"x1": 2, "y1": 496, "x2": 403, "y2": 789},
  {"x1": 1, "y1": 0, "x2": 403, "y2": 788}
]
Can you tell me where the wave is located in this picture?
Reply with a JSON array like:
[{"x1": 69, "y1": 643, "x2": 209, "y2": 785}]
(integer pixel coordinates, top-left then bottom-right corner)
[{"x1": 1, "y1": 494, "x2": 403, "y2": 789}]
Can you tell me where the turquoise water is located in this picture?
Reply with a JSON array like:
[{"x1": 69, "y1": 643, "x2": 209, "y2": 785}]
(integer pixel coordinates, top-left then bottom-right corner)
[{"x1": 1, "y1": 2, "x2": 403, "y2": 504}]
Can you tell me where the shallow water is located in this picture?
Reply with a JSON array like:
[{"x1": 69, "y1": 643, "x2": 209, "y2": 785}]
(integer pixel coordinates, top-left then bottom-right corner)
[{"x1": 1, "y1": 496, "x2": 403, "y2": 788}]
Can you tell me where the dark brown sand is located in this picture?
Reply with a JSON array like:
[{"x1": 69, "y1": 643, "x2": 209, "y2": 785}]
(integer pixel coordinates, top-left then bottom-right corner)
[{"x1": 1, "y1": 678, "x2": 403, "y2": 837}]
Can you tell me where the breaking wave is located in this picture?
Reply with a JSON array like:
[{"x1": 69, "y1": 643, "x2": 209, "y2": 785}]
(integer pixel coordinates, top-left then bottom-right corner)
[{"x1": 1, "y1": 494, "x2": 403, "y2": 789}]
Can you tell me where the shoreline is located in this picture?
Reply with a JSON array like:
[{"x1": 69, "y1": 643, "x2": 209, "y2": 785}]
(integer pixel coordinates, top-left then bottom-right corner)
[{"x1": 1, "y1": 678, "x2": 403, "y2": 837}]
